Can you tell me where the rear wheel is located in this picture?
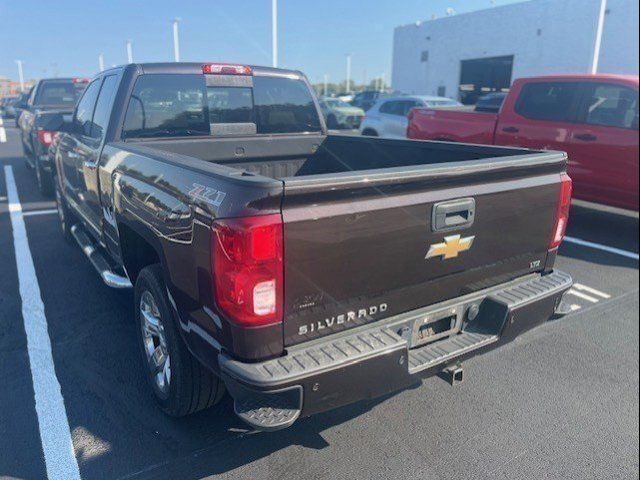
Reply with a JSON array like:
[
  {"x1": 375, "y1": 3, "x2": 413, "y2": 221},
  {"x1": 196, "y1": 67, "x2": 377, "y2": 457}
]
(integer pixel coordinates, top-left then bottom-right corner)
[
  {"x1": 135, "y1": 264, "x2": 225, "y2": 416},
  {"x1": 362, "y1": 128, "x2": 378, "y2": 136}
]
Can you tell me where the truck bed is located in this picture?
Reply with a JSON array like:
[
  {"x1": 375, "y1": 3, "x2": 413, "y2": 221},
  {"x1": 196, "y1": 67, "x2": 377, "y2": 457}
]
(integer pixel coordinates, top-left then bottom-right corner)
[{"x1": 125, "y1": 134, "x2": 534, "y2": 179}]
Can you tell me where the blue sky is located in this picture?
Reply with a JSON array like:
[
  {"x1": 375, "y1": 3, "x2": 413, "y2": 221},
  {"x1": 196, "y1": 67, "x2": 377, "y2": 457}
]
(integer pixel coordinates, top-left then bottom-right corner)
[{"x1": 0, "y1": 0, "x2": 522, "y2": 84}]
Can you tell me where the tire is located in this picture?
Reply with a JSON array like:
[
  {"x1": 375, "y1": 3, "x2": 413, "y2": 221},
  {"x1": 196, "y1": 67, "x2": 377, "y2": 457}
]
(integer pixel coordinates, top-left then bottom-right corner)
[
  {"x1": 362, "y1": 128, "x2": 378, "y2": 136},
  {"x1": 135, "y1": 264, "x2": 225, "y2": 417},
  {"x1": 55, "y1": 184, "x2": 76, "y2": 242},
  {"x1": 35, "y1": 158, "x2": 54, "y2": 197}
]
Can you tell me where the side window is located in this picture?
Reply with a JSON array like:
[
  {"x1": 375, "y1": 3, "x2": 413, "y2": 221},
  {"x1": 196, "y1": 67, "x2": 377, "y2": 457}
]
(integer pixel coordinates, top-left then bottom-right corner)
[
  {"x1": 74, "y1": 80, "x2": 102, "y2": 137},
  {"x1": 515, "y1": 82, "x2": 579, "y2": 122},
  {"x1": 90, "y1": 75, "x2": 119, "y2": 140},
  {"x1": 379, "y1": 101, "x2": 398, "y2": 115},
  {"x1": 401, "y1": 100, "x2": 421, "y2": 116},
  {"x1": 584, "y1": 84, "x2": 638, "y2": 130},
  {"x1": 122, "y1": 74, "x2": 209, "y2": 138}
]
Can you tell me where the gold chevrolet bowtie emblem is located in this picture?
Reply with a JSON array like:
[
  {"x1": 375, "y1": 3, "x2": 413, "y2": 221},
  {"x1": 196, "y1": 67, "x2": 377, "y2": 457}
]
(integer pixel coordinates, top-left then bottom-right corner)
[{"x1": 425, "y1": 234, "x2": 475, "y2": 260}]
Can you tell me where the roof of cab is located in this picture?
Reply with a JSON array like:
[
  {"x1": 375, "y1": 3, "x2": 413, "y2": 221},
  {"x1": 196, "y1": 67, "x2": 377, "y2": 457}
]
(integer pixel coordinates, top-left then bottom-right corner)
[
  {"x1": 514, "y1": 74, "x2": 639, "y2": 86},
  {"x1": 128, "y1": 62, "x2": 304, "y2": 78}
]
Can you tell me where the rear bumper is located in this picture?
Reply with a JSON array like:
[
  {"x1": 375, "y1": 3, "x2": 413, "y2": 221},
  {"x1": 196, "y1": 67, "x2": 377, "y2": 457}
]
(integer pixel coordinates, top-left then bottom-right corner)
[{"x1": 220, "y1": 270, "x2": 572, "y2": 431}]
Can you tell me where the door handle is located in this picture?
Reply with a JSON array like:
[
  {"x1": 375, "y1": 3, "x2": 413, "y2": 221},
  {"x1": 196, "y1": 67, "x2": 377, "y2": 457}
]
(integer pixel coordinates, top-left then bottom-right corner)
[
  {"x1": 432, "y1": 198, "x2": 476, "y2": 232},
  {"x1": 502, "y1": 126, "x2": 519, "y2": 134},
  {"x1": 574, "y1": 133, "x2": 597, "y2": 142}
]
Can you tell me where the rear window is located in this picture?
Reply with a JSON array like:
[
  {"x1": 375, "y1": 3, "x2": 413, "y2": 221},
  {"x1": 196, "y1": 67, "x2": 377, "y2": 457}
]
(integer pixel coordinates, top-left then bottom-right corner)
[
  {"x1": 122, "y1": 73, "x2": 321, "y2": 139},
  {"x1": 515, "y1": 82, "x2": 580, "y2": 122},
  {"x1": 35, "y1": 81, "x2": 87, "y2": 107}
]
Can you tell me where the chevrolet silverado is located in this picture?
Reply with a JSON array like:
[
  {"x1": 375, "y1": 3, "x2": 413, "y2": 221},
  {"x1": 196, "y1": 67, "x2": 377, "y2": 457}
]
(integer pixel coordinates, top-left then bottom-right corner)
[{"x1": 53, "y1": 62, "x2": 573, "y2": 431}]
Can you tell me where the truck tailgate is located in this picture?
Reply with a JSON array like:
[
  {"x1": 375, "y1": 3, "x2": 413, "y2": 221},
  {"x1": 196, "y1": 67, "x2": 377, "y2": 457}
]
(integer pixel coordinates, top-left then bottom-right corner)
[{"x1": 281, "y1": 153, "x2": 565, "y2": 346}]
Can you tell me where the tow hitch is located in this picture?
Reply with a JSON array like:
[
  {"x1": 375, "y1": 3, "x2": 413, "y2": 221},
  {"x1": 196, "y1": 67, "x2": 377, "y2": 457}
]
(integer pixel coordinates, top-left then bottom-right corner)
[{"x1": 443, "y1": 362, "x2": 464, "y2": 386}]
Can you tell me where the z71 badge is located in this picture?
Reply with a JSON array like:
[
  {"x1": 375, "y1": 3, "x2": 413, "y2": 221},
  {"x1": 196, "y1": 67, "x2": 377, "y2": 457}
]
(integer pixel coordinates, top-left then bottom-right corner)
[{"x1": 188, "y1": 183, "x2": 227, "y2": 207}]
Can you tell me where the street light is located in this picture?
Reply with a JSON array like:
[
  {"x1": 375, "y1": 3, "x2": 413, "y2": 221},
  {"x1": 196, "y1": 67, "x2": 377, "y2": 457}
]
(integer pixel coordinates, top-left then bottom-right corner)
[
  {"x1": 98, "y1": 54, "x2": 105, "y2": 72},
  {"x1": 324, "y1": 74, "x2": 329, "y2": 97},
  {"x1": 590, "y1": 0, "x2": 607, "y2": 74},
  {"x1": 345, "y1": 54, "x2": 352, "y2": 94},
  {"x1": 272, "y1": 0, "x2": 278, "y2": 67},
  {"x1": 126, "y1": 40, "x2": 133, "y2": 64},
  {"x1": 15, "y1": 60, "x2": 25, "y2": 92},
  {"x1": 172, "y1": 18, "x2": 181, "y2": 62}
]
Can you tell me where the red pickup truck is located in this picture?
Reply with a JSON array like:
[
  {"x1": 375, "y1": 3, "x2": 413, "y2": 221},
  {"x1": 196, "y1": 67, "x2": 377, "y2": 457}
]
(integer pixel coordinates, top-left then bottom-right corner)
[{"x1": 408, "y1": 75, "x2": 639, "y2": 211}]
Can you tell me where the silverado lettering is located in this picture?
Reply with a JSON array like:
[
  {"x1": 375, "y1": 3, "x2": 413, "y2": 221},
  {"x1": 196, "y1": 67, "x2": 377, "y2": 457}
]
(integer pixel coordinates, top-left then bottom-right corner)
[{"x1": 298, "y1": 303, "x2": 389, "y2": 335}]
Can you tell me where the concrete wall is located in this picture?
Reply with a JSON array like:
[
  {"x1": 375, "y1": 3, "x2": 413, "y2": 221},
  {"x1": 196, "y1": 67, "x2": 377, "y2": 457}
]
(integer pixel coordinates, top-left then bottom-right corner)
[{"x1": 391, "y1": 0, "x2": 639, "y2": 97}]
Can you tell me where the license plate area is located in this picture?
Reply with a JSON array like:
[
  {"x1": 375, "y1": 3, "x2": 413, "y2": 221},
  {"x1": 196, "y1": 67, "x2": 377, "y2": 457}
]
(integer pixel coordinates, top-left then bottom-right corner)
[{"x1": 411, "y1": 306, "x2": 463, "y2": 348}]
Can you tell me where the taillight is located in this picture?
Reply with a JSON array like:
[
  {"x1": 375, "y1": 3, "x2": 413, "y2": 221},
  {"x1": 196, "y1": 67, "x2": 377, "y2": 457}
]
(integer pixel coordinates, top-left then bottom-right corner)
[
  {"x1": 37, "y1": 130, "x2": 54, "y2": 146},
  {"x1": 549, "y1": 173, "x2": 572, "y2": 249},
  {"x1": 202, "y1": 63, "x2": 252, "y2": 76},
  {"x1": 212, "y1": 214, "x2": 283, "y2": 327}
]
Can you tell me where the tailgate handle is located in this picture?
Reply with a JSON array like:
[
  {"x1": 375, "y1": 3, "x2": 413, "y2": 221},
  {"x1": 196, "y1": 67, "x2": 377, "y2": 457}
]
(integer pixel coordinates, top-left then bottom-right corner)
[{"x1": 432, "y1": 198, "x2": 475, "y2": 232}]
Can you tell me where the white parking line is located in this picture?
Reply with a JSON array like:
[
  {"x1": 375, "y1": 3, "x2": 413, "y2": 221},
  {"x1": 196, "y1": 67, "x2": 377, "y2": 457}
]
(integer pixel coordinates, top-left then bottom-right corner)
[
  {"x1": 4, "y1": 166, "x2": 82, "y2": 480},
  {"x1": 573, "y1": 283, "x2": 612, "y2": 299},
  {"x1": 23, "y1": 208, "x2": 58, "y2": 217},
  {"x1": 0, "y1": 126, "x2": 6, "y2": 143},
  {"x1": 566, "y1": 289, "x2": 599, "y2": 303},
  {"x1": 564, "y1": 236, "x2": 639, "y2": 260}
]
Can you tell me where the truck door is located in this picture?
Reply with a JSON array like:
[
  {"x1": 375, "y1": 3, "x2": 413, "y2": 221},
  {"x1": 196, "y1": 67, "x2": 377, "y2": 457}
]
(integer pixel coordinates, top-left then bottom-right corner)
[
  {"x1": 495, "y1": 80, "x2": 581, "y2": 157},
  {"x1": 76, "y1": 74, "x2": 120, "y2": 231},
  {"x1": 59, "y1": 78, "x2": 102, "y2": 231},
  {"x1": 569, "y1": 82, "x2": 639, "y2": 210}
]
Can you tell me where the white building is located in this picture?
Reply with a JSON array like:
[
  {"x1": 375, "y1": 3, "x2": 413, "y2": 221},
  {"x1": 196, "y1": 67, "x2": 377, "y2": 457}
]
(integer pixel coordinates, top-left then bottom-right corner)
[{"x1": 391, "y1": 0, "x2": 639, "y2": 103}]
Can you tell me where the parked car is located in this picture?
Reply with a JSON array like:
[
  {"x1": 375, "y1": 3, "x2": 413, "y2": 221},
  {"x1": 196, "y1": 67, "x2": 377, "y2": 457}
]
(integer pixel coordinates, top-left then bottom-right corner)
[
  {"x1": 334, "y1": 92, "x2": 355, "y2": 103},
  {"x1": 0, "y1": 96, "x2": 18, "y2": 117},
  {"x1": 474, "y1": 92, "x2": 508, "y2": 113},
  {"x1": 408, "y1": 75, "x2": 639, "y2": 211},
  {"x1": 53, "y1": 62, "x2": 572, "y2": 431},
  {"x1": 9, "y1": 92, "x2": 30, "y2": 126},
  {"x1": 360, "y1": 95, "x2": 462, "y2": 138},
  {"x1": 352, "y1": 90, "x2": 388, "y2": 111},
  {"x1": 18, "y1": 77, "x2": 89, "y2": 195},
  {"x1": 319, "y1": 97, "x2": 365, "y2": 129}
]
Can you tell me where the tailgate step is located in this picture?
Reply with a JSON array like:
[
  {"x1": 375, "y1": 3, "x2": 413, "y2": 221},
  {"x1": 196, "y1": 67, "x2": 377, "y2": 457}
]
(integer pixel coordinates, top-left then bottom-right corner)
[
  {"x1": 233, "y1": 387, "x2": 302, "y2": 432},
  {"x1": 408, "y1": 331, "x2": 497, "y2": 374}
]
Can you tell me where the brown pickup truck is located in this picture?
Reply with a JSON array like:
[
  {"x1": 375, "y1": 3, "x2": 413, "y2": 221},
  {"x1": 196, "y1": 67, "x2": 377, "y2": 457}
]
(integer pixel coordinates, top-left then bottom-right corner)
[{"x1": 53, "y1": 62, "x2": 573, "y2": 431}]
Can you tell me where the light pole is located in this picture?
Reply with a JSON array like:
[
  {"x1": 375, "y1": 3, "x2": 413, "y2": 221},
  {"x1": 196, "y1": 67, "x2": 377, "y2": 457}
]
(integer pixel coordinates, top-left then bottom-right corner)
[
  {"x1": 172, "y1": 18, "x2": 181, "y2": 62},
  {"x1": 323, "y1": 74, "x2": 329, "y2": 97},
  {"x1": 345, "y1": 54, "x2": 352, "y2": 93},
  {"x1": 590, "y1": 0, "x2": 607, "y2": 74},
  {"x1": 98, "y1": 54, "x2": 105, "y2": 72},
  {"x1": 272, "y1": 0, "x2": 278, "y2": 67},
  {"x1": 15, "y1": 60, "x2": 25, "y2": 92},
  {"x1": 126, "y1": 40, "x2": 133, "y2": 64}
]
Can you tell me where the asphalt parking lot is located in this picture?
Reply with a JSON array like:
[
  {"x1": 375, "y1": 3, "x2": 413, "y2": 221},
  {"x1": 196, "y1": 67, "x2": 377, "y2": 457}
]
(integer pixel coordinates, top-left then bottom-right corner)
[{"x1": 0, "y1": 120, "x2": 638, "y2": 480}]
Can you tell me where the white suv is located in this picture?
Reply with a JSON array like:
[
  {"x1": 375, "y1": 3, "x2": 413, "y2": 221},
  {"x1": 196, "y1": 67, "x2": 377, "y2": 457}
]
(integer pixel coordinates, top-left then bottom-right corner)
[{"x1": 359, "y1": 95, "x2": 461, "y2": 138}]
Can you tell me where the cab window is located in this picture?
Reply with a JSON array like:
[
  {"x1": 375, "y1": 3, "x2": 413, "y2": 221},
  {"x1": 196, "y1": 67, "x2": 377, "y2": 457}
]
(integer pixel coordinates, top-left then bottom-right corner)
[{"x1": 584, "y1": 84, "x2": 639, "y2": 130}]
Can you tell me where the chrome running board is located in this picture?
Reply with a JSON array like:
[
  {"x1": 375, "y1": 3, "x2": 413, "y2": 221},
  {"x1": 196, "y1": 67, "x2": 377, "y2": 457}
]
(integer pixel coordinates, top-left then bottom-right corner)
[{"x1": 70, "y1": 224, "x2": 132, "y2": 289}]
